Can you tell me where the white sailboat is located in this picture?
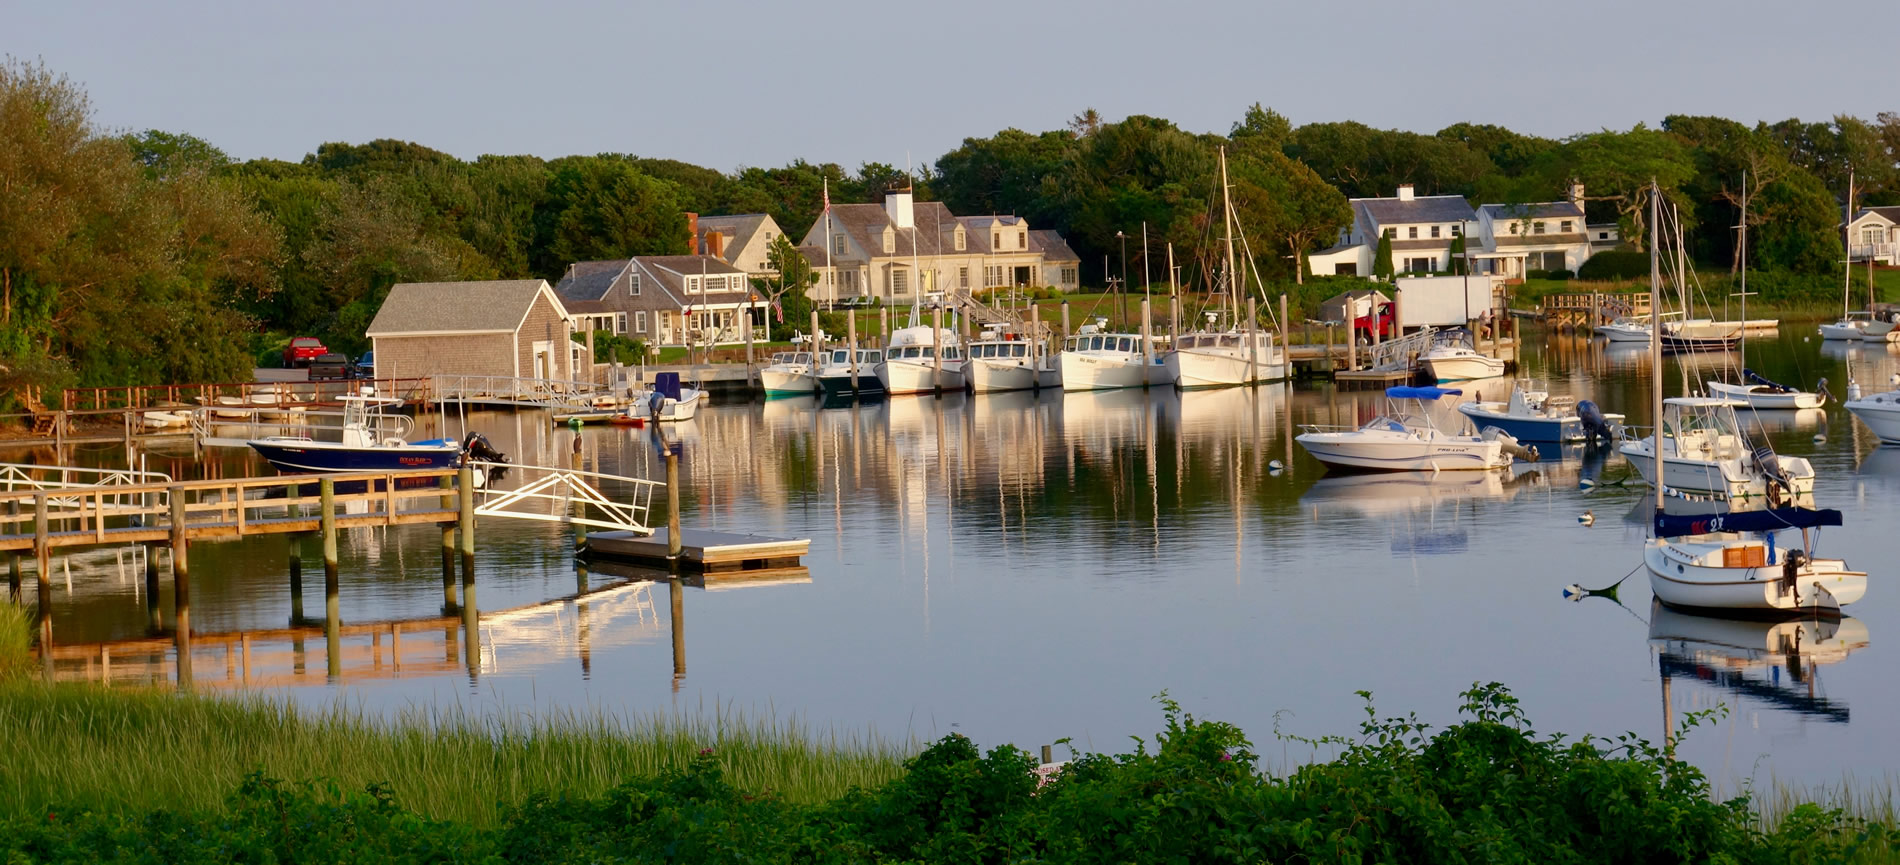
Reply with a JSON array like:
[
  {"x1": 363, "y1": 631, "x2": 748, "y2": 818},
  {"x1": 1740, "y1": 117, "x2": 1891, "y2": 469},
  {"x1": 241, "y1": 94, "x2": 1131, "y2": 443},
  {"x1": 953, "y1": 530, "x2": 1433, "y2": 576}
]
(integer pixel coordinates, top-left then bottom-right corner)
[
  {"x1": 1636, "y1": 182, "x2": 1864, "y2": 617},
  {"x1": 1704, "y1": 174, "x2": 1827, "y2": 409},
  {"x1": 1163, "y1": 148, "x2": 1289, "y2": 389}
]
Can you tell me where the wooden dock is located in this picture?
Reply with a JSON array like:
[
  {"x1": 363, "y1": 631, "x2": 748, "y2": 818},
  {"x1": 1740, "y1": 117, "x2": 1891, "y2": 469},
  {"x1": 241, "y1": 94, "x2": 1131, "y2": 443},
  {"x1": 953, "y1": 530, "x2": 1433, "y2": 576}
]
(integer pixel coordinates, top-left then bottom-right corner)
[{"x1": 584, "y1": 528, "x2": 811, "y2": 572}]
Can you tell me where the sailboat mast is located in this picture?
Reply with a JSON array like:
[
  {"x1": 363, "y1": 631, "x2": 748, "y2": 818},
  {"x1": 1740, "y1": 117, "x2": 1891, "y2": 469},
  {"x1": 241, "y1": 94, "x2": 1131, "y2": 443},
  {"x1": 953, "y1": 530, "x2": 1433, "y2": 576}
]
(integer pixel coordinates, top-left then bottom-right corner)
[
  {"x1": 1650, "y1": 181, "x2": 1664, "y2": 518},
  {"x1": 1844, "y1": 170, "x2": 1854, "y2": 317},
  {"x1": 1220, "y1": 147, "x2": 1238, "y2": 327},
  {"x1": 1739, "y1": 171, "x2": 1748, "y2": 372}
]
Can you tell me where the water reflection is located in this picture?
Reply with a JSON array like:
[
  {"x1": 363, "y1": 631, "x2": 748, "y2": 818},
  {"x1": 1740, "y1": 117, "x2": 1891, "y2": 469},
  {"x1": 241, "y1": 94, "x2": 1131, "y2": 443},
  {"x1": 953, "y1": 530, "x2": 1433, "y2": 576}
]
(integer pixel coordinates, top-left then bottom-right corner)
[{"x1": 1652, "y1": 601, "x2": 1867, "y2": 723}]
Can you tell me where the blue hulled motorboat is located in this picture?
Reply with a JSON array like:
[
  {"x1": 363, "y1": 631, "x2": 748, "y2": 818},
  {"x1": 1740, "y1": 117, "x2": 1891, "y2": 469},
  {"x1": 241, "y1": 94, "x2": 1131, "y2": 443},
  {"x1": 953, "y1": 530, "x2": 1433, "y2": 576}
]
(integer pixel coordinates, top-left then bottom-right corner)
[
  {"x1": 1456, "y1": 380, "x2": 1622, "y2": 443},
  {"x1": 247, "y1": 396, "x2": 503, "y2": 474}
]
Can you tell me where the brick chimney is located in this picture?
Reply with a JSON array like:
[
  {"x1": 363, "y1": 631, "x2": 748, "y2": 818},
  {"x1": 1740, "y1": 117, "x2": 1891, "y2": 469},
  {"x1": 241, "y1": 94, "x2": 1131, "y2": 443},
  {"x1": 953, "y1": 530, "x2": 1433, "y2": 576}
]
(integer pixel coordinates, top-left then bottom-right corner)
[
  {"x1": 1396, "y1": 184, "x2": 1415, "y2": 202},
  {"x1": 684, "y1": 212, "x2": 698, "y2": 255}
]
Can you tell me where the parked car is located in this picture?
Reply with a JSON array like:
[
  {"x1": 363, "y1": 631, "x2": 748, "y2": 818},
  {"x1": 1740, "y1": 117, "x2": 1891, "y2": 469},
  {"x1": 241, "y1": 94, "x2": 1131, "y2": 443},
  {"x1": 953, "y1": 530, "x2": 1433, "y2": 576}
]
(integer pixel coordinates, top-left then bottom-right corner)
[
  {"x1": 283, "y1": 337, "x2": 327, "y2": 368},
  {"x1": 355, "y1": 351, "x2": 375, "y2": 379},
  {"x1": 308, "y1": 353, "x2": 352, "y2": 381}
]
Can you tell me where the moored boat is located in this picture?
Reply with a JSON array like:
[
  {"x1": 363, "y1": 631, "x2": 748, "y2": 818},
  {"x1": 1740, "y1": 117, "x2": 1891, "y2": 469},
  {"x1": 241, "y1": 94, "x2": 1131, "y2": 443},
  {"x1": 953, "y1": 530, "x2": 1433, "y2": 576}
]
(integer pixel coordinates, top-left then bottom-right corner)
[
  {"x1": 760, "y1": 351, "x2": 817, "y2": 397},
  {"x1": 1645, "y1": 506, "x2": 1865, "y2": 617},
  {"x1": 965, "y1": 326, "x2": 1056, "y2": 393},
  {"x1": 1058, "y1": 324, "x2": 1160, "y2": 391},
  {"x1": 1294, "y1": 385, "x2": 1512, "y2": 472},
  {"x1": 1418, "y1": 328, "x2": 1506, "y2": 381},
  {"x1": 1845, "y1": 380, "x2": 1900, "y2": 444},
  {"x1": 247, "y1": 396, "x2": 486, "y2": 473},
  {"x1": 1617, "y1": 397, "x2": 1816, "y2": 501},
  {"x1": 875, "y1": 324, "x2": 964, "y2": 395},
  {"x1": 815, "y1": 347, "x2": 886, "y2": 397},
  {"x1": 1456, "y1": 379, "x2": 1621, "y2": 443}
]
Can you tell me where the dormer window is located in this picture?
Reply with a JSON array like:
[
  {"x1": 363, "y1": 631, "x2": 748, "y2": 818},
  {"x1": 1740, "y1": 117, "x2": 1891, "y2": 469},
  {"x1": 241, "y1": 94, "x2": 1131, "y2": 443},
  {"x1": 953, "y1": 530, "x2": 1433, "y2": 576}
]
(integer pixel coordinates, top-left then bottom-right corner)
[
  {"x1": 1533, "y1": 221, "x2": 1546, "y2": 235},
  {"x1": 954, "y1": 227, "x2": 966, "y2": 251},
  {"x1": 993, "y1": 232, "x2": 1001, "y2": 248},
  {"x1": 1018, "y1": 230, "x2": 1027, "y2": 249},
  {"x1": 1430, "y1": 226, "x2": 1440, "y2": 238},
  {"x1": 833, "y1": 233, "x2": 847, "y2": 255},
  {"x1": 882, "y1": 227, "x2": 895, "y2": 254},
  {"x1": 1408, "y1": 227, "x2": 1418, "y2": 239},
  {"x1": 1560, "y1": 220, "x2": 1573, "y2": 233}
]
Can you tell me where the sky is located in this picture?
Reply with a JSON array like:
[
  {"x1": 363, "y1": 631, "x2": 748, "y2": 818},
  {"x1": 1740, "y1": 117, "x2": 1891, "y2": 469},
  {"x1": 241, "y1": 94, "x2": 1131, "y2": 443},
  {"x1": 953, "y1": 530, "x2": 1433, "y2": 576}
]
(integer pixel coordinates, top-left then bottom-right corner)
[{"x1": 5, "y1": 0, "x2": 1894, "y2": 173}]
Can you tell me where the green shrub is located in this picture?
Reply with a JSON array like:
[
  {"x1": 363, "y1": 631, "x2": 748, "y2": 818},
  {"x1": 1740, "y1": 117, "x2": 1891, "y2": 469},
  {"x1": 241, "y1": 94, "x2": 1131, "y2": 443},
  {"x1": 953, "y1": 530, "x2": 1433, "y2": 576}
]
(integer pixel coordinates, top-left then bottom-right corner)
[
  {"x1": 4, "y1": 683, "x2": 1894, "y2": 862},
  {"x1": 1578, "y1": 249, "x2": 1649, "y2": 280}
]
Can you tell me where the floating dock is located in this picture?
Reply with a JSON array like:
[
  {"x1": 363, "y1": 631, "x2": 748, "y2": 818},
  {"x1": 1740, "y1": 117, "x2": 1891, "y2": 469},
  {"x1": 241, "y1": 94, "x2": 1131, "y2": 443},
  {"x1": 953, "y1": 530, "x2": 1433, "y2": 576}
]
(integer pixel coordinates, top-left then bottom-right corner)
[{"x1": 585, "y1": 528, "x2": 810, "y2": 572}]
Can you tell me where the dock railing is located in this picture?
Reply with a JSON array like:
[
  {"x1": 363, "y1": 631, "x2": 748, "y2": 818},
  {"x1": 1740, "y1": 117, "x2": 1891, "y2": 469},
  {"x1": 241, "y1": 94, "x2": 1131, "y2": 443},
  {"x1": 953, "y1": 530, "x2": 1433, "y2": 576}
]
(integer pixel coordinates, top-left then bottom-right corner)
[
  {"x1": 1366, "y1": 326, "x2": 1436, "y2": 371},
  {"x1": 62, "y1": 378, "x2": 435, "y2": 413},
  {"x1": 431, "y1": 374, "x2": 613, "y2": 410}
]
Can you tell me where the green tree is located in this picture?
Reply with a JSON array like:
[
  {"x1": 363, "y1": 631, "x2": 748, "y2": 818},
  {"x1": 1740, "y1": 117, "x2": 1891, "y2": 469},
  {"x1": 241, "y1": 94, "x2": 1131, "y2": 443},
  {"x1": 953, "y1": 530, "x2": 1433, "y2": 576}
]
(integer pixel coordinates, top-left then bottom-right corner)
[
  {"x1": 1531, "y1": 125, "x2": 1695, "y2": 249},
  {"x1": 535, "y1": 156, "x2": 689, "y2": 274},
  {"x1": 932, "y1": 128, "x2": 1074, "y2": 223},
  {"x1": 1374, "y1": 233, "x2": 1394, "y2": 279},
  {"x1": 121, "y1": 129, "x2": 231, "y2": 180},
  {"x1": 754, "y1": 234, "x2": 818, "y2": 341},
  {"x1": 304, "y1": 176, "x2": 489, "y2": 355},
  {"x1": 1229, "y1": 103, "x2": 1292, "y2": 149},
  {"x1": 1227, "y1": 139, "x2": 1351, "y2": 284}
]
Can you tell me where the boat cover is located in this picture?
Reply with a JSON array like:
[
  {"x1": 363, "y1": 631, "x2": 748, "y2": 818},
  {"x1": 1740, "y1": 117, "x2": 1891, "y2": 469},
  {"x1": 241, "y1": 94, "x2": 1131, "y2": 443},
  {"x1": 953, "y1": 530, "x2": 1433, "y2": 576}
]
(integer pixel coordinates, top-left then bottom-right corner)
[
  {"x1": 1654, "y1": 507, "x2": 1843, "y2": 538},
  {"x1": 1385, "y1": 385, "x2": 1463, "y2": 400},
  {"x1": 654, "y1": 371, "x2": 683, "y2": 400}
]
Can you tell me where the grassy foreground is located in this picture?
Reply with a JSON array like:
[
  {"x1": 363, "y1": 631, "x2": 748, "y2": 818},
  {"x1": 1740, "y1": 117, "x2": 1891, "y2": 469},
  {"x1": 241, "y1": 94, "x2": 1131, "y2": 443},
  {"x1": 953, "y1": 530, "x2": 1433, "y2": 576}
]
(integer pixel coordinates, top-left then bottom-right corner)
[{"x1": 0, "y1": 682, "x2": 1897, "y2": 863}]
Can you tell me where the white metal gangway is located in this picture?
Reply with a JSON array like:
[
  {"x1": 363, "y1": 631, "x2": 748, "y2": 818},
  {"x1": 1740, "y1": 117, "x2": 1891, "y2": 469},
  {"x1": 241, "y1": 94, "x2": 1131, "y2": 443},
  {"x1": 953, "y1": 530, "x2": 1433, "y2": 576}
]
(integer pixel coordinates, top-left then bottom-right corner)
[
  {"x1": 432, "y1": 374, "x2": 614, "y2": 412},
  {"x1": 0, "y1": 462, "x2": 175, "y2": 523},
  {"x1": 1365, "y1": 326, "x2": 1438, "y2": 371},
  {"x1": 469, "y1": 460, "x2": 659, "y2": 535}
]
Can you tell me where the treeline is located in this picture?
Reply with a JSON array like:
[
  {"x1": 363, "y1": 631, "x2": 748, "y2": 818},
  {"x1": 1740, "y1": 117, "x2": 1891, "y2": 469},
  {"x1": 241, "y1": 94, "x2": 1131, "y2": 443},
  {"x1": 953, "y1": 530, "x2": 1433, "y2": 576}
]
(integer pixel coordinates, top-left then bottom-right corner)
[{"x1": 4, "y1": 57, "x2": 1894, "y2": 396}]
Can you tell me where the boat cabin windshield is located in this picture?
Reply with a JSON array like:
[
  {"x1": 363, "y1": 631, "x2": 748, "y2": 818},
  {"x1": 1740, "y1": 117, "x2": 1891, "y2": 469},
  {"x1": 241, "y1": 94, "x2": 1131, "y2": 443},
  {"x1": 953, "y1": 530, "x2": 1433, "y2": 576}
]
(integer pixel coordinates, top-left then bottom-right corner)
[
  {"x1": 1663, "y1": 400, "x2": 1748, "y2": 458},
  {"x1": 891, "y1": 346, "x2": 961, "y2": 361},
  {"x1": 1177, "y1": 332, "x2": 1272, "y2": 351},
  {"x1": 970, "y1": 342, "x2": 1030, "y2": 359},
  {"x1": 1065, "y1": 334, "x2": 1143, "y2": 354}
]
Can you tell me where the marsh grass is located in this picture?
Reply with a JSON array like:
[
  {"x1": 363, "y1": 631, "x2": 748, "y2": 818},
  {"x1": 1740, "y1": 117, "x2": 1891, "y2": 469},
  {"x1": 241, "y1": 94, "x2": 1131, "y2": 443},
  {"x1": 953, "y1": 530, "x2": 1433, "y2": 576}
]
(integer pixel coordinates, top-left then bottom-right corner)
[
  {"x1": 0, "y1": 603, "x2": 27, "y2": 680},
  {"x1": 0, "y1": 683, "x2": 911, "y2": 826}
]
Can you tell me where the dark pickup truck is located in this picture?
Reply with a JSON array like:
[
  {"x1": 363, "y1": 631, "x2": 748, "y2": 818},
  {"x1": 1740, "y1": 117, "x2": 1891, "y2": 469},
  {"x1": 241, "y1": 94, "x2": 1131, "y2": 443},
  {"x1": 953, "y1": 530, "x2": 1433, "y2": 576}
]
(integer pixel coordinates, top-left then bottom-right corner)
[{"x1": 307, "y1": 353, "x2": 353, "y2": 381}]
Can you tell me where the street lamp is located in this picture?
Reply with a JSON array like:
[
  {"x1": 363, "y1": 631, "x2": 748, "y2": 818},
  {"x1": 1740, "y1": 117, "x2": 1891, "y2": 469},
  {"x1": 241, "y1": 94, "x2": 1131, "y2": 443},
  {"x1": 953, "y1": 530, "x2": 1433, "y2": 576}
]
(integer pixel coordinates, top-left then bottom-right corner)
[{"x1": 1117, "y1": 230, "x2": 1128, "y2": 331}]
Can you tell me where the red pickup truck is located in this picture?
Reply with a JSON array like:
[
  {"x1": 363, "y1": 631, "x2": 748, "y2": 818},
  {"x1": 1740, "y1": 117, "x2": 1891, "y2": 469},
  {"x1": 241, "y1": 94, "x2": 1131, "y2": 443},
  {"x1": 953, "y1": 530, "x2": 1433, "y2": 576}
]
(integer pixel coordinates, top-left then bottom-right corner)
[
  {"x1": 282, "y1": 337, "x2": 328, "y2": 368},
  {"x1": 1352, "y1": 301, "x2": 1396, "y2": 344}
]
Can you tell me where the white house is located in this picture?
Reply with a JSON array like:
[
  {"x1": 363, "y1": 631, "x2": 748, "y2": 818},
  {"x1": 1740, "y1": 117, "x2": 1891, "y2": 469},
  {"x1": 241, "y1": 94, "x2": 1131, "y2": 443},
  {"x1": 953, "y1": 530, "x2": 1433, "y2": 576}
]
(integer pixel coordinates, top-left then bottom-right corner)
[
  {"x1": 1845, "y1": 206, "x2": 1900, "y2": 265},
  {"x1": 1469, "y1": 185, "x2": 1594, "y2": 277},
  {"x1": 1306, "y1": 184, "x2": 1478, "y2": 277},
  {"x1": 796, "y1": 185, "x2": 1080, "y2": 305},
  {"x1": 554, "y1": 255, "x2": 764, "y2": 348},
  {"x1": 695, "y1": 213, "x2": 786, "y2": 277}
]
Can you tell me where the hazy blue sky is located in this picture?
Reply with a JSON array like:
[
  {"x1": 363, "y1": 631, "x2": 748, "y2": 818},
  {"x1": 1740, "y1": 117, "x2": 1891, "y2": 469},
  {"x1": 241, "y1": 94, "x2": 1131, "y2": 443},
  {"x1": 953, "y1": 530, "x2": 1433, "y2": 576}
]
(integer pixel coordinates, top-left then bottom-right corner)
[{"x1": 6, "y1": 0, "x2": 1893, "y2": 172}]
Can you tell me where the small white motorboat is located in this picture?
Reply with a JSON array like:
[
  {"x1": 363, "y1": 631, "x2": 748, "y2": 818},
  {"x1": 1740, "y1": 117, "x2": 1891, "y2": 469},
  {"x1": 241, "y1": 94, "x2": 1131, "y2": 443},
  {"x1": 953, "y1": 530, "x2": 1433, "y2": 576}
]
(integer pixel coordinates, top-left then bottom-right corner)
[
  {"x1": 1845, "y1": 381, "x2": 1900, "y2": 444},
  {"x1": 632, "y1": 372, "x2": 702, "y2": 422},
  {"x1": 1419, "y1": 329, "x2": 1505, "y2": 382},
  {"x1": 142, "y1": 409, "x2": 192, "y2": 430},
  {"x1": 760, "y1": 351, "x2": 817, "y2": 397},
  {"x1": 1646, "y1": 506, "x2": 1865, "y2": 616},
  {"x1": 1595, "y1": 314, "x2": 1663, "y2": 343},
  {"x1": 1295, "y1": 385, "x2": 1512, "y2": 472},
  {"x1": 1618, "y1": 397, "x2": 1815, "y2": 501}
]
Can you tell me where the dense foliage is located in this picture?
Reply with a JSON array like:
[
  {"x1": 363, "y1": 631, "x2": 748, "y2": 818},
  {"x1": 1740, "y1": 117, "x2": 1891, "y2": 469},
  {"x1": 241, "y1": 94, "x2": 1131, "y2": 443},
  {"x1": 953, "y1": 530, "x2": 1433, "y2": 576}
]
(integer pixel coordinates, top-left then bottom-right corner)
[
  {"x1": 1, "y1": 684, "x2": 1893, "y2": 863},
  {"x1": 4, "y1": 57, "x2": 1890, "y2": 398}
]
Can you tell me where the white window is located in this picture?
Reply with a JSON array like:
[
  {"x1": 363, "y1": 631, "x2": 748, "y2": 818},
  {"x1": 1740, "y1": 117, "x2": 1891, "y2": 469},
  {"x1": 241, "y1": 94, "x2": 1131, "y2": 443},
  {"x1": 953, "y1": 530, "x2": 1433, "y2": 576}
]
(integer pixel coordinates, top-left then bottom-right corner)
[
  {"x1": 993, "y1": 232, "x2": 1001, "y2": 248},
  {"x1": 687, "y1": 277, "x2": 701, "y2": 294},
  {"x1": 959, "y1": 266, "x2": 970, "y2": 288},
  {"x1": 891, "y1": 269, "x2": 909, "y2": 294},
  {"x1": 629, "y1": 273, "x2": 641, "y2": 295},
  {"x1": 1407, "y1": 226, "x2": 1418, "y2": 239},
  {"x1": 1061, "y1": 266, "x2": 1077, "y2": 285},
  {"x1": 882, "y1": 228, "x2": 895, "y2": 254},
  {"x1": 1533, "y1": 221, "x2": 1546, "y2": 235},
  {"x1": 634, "y1": 311, "x2": 648, "y2": 333},
  {"x1": 1383, "y1": 227, "x2": 1396, "y2": 239},
  {"x1": 833, "y1": 233, "x2": 847, "y2": 255},
  {"x1": 954, "y1": 228, "x2": 966, "y2": 251},
  {"x1": 1430, "y1": 225, "x2": 1440, "y2": 238},
  {"x1": 615, "y1": 312, "x2": 627, "y2": 334},
  {"x1": 1018, "y1": 230, "x2": 1027, "y2": 249},
  {"x1": 1863, "y1": 226, "x2": 1887, "y2": 244},
  {"x1": 1560, "y1": 220, "x2": 1573, "y2": 233},
  {"x1": 1451, "y1": 224, "x2": 1462, "y2": 236}
]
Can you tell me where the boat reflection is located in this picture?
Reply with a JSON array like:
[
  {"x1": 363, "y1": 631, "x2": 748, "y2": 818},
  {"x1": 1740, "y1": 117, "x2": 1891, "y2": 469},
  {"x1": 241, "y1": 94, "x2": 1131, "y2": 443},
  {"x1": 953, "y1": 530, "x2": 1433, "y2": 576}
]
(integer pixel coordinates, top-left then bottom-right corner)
[
  {"x1": 1651, "y1": 600, "x2": 1866, "y2": 723},
  {"x1": 1300, "y1": 470, "x2": 1518, "y2": 518}
]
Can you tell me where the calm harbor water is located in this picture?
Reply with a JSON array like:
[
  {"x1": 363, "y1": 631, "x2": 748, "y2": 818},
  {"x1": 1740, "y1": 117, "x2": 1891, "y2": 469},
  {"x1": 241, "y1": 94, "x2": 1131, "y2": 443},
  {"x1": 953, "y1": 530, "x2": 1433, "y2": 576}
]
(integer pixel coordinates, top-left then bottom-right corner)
[{"x1": 21, "y1": 327, "x2": 1900, "y2": 790}]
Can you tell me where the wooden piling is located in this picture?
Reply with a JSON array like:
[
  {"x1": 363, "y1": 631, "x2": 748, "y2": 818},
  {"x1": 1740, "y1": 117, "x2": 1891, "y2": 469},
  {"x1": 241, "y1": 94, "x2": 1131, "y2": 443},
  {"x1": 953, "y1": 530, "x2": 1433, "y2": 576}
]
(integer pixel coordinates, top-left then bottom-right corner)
[
  {"x1": 570, "y1": 446, "x2": 587, "y2": 549},
  {"x1": 665, "y1": 447, "x2": 682, "y2": 561},
  {"x1": 1030, "y1": 305, "x2": 1043, "y2": 389},
  {"x1": 1279, "y1": 294, "x2": 1290, "y2": 377},
  {"x1": 1245, "y1": 296, "x2": 1259, "y2": 383},
  {"x1": 8, "y1": 499, "x2": 20, "y2": 601},
  {"x1": 669, "y1": 576, "x2": 685, "y2": 690},
  {"x1": 34, "y1": 493, "x2": 50, "y2": 615},
  {"x1": 144, "y1": 544, "x2": 160, "y2": 630},
  {"x1": 880, "y1": 304, "x2": 890, "y2": 344},
  {"x1": 932, "y1": 305, "x2": 944, "y2": 396},
  {"x1": 1060, "y1": 300, "x2": 1071, "y2": 342},
  {"x1": 169, "y1": 491, "x2": 191, "y2": 686},
  {"x1": 847, "y1": 312, "x2": 860, "y2": 391},
  {"x1": 319, "y1": 478, "x2": 338, "y2": 588},
  {"x1": 439, "y1": 474, "x2": 457, "y2": 609},
  {"x1": 1140, "y1": 298, "x2": 1154, "y2": 372},
  {"x1": 457, "y1": 466, "x2": 476, "y2": 609}
]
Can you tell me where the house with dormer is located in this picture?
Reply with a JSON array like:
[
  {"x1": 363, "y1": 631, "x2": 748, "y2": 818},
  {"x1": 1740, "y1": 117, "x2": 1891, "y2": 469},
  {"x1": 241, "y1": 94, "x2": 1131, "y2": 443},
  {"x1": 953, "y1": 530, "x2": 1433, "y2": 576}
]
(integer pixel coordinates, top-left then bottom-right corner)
[
  {"x1": 1846, "y1": 206, "x2": 1900, "y2": 265},
  {"x1": 694, "y1": 213, "x2": 787, "y2": 277},
  {"x1": 1469, "y1": 184, "x2": 1594, "y2": 277},
  {"x1": 554, "y1": 255, "x2": 763, "y2": 348},
  {"x1": 1307, "y1": 184, "x2": 1479, "y2": 277},
  {"x1": 797, "y1": 185, "x2": 1081, "y2": 305}
]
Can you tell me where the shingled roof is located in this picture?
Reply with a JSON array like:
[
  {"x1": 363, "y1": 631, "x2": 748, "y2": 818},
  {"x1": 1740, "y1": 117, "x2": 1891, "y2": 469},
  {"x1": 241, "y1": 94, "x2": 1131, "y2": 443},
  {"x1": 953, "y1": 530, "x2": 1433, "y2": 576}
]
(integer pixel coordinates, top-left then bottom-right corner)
[
  {"x1": 1029, "y1": 230, "x2": 1079, "y2": 262},
  {"x1": 697, "y1": 214, "x2": 774, "y2": 260},
  {"x1": 1479, "y1": 202, "x2": 1586, "y2": 221},
  {"x1": 367, "y1": 280, "x2": 565, "y2": 336},
  {"x1": 1354, "y1": 195, "x2": 1477, "y2": 226},
  {"x1": 554, "y1": 260, "x2": 633, "y2": 304}
]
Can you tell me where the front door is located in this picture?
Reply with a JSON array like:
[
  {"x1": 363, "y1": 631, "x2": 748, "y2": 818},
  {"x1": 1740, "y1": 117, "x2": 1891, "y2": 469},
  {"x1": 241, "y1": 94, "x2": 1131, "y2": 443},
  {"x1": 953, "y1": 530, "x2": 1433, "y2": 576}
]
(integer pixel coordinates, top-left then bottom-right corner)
[{"x1": 532, "y1": 340, "x2": 552, "y2": 380}]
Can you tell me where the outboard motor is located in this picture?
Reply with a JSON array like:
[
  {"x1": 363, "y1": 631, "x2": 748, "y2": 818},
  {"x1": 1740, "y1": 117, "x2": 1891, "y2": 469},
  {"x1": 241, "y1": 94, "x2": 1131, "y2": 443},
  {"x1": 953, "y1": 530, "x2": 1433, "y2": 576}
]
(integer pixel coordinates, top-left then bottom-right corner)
[
  {"x1": 1578, "y1": 400, "x2": 1615, "y2": 445},
  {"x1": 462, "y1": 431, "x2": 509, "y2": 464}
]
